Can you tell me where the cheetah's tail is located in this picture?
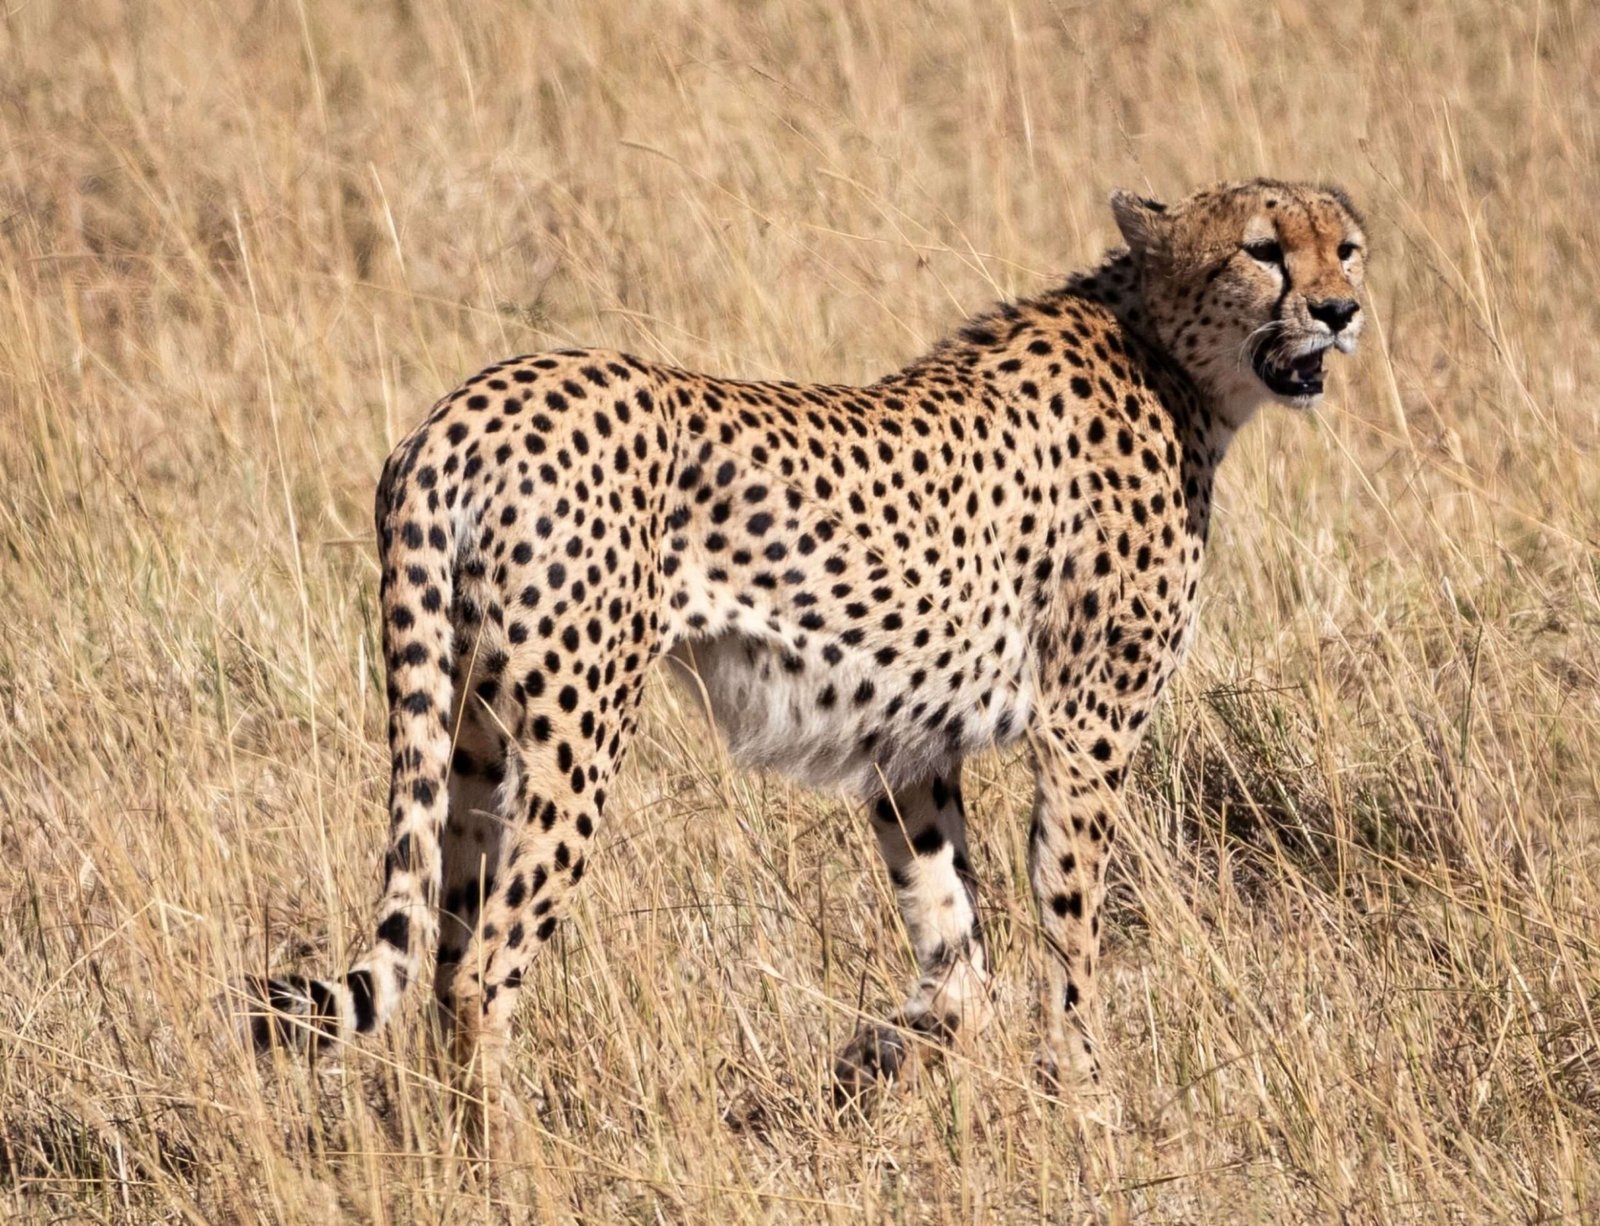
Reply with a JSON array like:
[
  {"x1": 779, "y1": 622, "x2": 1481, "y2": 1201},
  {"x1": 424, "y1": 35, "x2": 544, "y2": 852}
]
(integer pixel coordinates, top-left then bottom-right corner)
[{"x1": 238, "y1": 432, "x2": 453, "y2": 1053}]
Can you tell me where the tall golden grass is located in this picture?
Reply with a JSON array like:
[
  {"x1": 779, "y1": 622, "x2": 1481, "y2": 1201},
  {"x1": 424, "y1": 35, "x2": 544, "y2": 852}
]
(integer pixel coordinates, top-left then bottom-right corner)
[{"x1": 1, "y1": 0, "x2": 1597, "y2": 1220}]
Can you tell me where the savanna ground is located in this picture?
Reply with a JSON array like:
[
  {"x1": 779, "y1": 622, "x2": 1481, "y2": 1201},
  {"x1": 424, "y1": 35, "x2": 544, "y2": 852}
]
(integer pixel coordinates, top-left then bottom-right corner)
[{"x1": 1, "y1": 0, "x2": 1597, "y2": 1221}]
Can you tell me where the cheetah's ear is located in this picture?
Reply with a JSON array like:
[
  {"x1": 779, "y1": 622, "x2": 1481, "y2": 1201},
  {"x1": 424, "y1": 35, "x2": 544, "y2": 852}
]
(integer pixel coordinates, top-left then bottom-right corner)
[{"x1": 1110, "y1": 190, "x2": 1169, "y2": 256}]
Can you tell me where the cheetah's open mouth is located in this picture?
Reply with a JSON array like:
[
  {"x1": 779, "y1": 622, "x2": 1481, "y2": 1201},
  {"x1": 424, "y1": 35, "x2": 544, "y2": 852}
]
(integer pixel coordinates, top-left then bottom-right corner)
[{"x1": 1253, "y1": 345, "x2": 1326, "y2": 399}]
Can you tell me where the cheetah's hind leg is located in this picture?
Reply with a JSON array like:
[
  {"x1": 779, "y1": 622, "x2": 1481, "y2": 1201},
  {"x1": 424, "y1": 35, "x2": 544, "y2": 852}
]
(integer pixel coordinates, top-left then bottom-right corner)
[{"x1": 834, "y1": 770, "x2": 993, "y2": 1107}]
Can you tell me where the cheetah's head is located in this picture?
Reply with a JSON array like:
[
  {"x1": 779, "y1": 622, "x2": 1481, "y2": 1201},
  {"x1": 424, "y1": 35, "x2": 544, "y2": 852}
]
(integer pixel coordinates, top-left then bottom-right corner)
[{"x1": 1111, "y1": 179, "x2": 1366, "y2": 426}]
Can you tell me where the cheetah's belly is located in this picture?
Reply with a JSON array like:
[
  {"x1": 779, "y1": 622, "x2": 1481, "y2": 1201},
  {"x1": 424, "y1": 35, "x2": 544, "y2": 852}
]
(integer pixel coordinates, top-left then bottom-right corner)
[{"x1": 666, "y1": 628, "x2": 1033, "y2": 797}]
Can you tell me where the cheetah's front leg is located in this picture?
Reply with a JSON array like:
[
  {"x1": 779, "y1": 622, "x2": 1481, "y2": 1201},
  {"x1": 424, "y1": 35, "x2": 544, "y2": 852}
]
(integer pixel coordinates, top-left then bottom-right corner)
[
  {"x1": 834, "y1": 770, "x2": 993, "y2": 1102},
  {"x1": 1027, "y1": 738, "x2": 1126, "y2": 1093}
]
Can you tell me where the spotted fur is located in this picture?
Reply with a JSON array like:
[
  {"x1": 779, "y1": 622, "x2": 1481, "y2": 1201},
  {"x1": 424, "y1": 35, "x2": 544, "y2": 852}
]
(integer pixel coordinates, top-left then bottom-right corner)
[{"x1": 238, "y1": 178, "x2": 1367, "y2": 1112}]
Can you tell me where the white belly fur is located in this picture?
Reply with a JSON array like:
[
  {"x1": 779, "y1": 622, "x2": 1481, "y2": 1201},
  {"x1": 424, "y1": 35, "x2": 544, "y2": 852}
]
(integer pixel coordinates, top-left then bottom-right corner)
[{"x1": 666, "y1": 628, "x2": 1033, "y2": 797}]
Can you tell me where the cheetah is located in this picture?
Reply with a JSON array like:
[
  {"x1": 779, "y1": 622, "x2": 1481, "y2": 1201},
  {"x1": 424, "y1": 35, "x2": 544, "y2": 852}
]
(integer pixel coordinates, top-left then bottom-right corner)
[{"x1": 239, "y1": 178, "x2": 1367, "y2": 1116}]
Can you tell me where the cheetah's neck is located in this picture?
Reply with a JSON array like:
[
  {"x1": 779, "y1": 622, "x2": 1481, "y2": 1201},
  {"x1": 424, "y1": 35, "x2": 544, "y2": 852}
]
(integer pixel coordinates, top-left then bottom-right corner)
[
  {"x1": 896, "y1": 249, "x2": 1160, "y2": 385},
  {"x1": 1056, "y1": 248, "x2": 1153, "y2": 340},
  {"x1": 887, "y1": 248, "x2": 1240, "y2": 463}
]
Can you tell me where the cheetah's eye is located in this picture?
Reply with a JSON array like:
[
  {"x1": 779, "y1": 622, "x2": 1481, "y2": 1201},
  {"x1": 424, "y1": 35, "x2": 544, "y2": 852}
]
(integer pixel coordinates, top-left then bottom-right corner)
[
  {"x1": 1337, "y1": 241, "x2": 1360, "y2": 261},
  {"x1": 1243, "y1": 239, "x2": 1283, "y2": 266}
]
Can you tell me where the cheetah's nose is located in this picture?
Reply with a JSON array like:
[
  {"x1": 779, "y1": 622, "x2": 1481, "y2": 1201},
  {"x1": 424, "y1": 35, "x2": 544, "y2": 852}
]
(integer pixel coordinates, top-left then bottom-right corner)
[{"x1": 1308, "y1": 298, "x2": 1360, "y2": 333}]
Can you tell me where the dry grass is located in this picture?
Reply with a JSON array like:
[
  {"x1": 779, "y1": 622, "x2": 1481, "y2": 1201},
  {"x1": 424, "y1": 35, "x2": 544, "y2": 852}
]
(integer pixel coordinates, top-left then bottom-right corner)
[{"x1": 2, "y1": 0, "x2": 1598, "y2": 1220}]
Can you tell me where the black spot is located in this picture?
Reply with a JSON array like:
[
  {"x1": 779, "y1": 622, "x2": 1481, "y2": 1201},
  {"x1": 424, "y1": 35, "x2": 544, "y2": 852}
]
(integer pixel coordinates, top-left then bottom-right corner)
[
  {"x1": 1051, "y1": 891, "x2": 1084, "y2": 919},
  {"x1": 386, "y1": 832, "x2": 419, "y2": 882},
  {"x1": 376, "y1": 912, "x2": 410, "y2": 949},
  {"x1": 504, "y1": 875, "x2": 527, "y2": 909},
  {"x1": 346, "y1": 970, "x2": 377, "y2": 1033}
]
